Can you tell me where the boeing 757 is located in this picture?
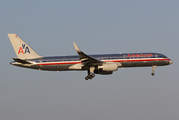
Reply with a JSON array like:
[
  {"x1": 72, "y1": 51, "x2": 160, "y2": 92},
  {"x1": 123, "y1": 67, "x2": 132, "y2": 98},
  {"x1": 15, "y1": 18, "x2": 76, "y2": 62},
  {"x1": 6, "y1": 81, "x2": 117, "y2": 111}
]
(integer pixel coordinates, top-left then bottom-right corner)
[{"x1": 8, "y1": 33, "x2": 172, "y2": 80}]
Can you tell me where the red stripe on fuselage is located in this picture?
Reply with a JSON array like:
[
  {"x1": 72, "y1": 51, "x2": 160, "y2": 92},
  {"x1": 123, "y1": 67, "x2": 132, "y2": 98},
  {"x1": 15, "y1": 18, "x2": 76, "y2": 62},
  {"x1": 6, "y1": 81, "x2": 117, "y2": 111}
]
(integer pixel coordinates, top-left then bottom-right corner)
[
  {"x1": 107, "y1": 58, "x2": 171, "y2": 63},
  {"x1": 37, "y1": 61, "x2": 81, "y2": 66},
  {"x1": 37, "y1": 58, "x2": 170, "y2": 66}
]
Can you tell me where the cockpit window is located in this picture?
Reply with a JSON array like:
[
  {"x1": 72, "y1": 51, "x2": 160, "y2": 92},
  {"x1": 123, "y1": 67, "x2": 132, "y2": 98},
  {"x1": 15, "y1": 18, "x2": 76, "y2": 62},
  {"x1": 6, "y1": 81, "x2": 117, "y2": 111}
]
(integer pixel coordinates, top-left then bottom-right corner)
[{"x1": 163, "y1": 56, "x2": 167, "y2": 58}]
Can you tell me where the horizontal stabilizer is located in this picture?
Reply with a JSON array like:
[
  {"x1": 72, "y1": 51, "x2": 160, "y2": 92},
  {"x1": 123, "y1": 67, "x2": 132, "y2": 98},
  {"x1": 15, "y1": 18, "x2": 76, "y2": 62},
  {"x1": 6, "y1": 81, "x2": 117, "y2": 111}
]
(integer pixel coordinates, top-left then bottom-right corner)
[{"x1": 13, "y1": 58, "x2": 31, "y2": 64}]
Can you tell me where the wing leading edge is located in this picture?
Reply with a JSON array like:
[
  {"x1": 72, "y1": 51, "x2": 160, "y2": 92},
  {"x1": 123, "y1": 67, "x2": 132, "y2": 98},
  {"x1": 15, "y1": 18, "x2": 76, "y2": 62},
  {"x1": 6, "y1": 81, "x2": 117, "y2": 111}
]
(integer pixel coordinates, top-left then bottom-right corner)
[{"x1": 73, "y1": 42, "x2": 104, "y2": 66}]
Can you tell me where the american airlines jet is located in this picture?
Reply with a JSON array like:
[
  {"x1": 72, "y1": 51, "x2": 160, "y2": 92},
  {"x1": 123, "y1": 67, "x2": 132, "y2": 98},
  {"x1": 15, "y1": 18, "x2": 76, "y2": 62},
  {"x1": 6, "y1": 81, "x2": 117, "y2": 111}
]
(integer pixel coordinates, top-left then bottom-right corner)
[{"x1": 8, "y1": 33, "x2": 172, "y2": 80}]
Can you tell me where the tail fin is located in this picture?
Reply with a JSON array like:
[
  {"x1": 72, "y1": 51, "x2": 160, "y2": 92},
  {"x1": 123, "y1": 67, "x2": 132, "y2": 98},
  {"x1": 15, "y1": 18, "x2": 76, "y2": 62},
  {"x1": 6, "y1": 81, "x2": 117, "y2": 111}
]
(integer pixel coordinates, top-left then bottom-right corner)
[{"x1": 8, "y1": 33, "x2": 42, "y2": 59}]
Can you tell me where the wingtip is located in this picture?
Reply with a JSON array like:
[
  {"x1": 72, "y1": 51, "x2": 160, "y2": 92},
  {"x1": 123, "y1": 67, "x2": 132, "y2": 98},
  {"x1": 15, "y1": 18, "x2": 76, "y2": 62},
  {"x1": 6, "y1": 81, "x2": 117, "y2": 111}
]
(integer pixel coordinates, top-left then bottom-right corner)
[{"x1": 73, "y1": 42, "x2": 81, "y2": 52}]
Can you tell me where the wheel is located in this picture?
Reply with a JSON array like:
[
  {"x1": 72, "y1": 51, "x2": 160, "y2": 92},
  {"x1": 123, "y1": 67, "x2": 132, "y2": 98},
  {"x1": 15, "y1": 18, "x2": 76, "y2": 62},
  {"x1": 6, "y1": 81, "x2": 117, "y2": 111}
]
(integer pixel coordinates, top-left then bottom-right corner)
[
  {"x1": 91, "y1": 74, "x2": 95, "y2": 77},
  {"x1": 151, "y1": 73, "x2": 155, "y2": 76},
  {"x1": 85, "y1": 76, "x2": 89, "y2": 80},
  {"x1": 86, "y1": 75, "x2": 91, "y2": 79}
]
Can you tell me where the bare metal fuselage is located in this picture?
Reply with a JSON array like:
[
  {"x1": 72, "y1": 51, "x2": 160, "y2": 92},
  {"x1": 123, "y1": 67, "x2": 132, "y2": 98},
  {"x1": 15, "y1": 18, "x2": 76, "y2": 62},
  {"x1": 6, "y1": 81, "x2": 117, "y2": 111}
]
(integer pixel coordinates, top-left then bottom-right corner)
[{"x1": 11, "y1": 53, "x2": 172, "y2": 72}]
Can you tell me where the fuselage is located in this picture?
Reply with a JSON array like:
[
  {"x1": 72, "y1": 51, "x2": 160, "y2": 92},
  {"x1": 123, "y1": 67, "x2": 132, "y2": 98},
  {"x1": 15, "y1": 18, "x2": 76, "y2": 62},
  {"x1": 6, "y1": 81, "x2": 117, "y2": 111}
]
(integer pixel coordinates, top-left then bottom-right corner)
[
  {"x1": 11, "y1": 52, "x2": 172, "y2": 71},
  {"x1": 8, "y1": 33, "x2": 173, "y2": 80}
]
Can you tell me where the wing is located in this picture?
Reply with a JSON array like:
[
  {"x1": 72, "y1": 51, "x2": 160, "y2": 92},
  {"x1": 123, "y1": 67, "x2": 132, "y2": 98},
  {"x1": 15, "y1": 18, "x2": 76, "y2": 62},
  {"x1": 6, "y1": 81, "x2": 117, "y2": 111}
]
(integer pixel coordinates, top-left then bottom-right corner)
[{"x1": 73, "y1": 42, "x2": 104, "y2": 66}]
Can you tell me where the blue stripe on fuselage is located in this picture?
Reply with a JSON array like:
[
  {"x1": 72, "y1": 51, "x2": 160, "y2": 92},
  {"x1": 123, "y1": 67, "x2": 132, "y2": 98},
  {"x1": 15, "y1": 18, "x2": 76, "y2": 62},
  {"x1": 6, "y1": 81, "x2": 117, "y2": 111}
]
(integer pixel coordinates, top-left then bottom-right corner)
[{"x1": 28, "y1": 53, "x2": 168, "y2": 63}]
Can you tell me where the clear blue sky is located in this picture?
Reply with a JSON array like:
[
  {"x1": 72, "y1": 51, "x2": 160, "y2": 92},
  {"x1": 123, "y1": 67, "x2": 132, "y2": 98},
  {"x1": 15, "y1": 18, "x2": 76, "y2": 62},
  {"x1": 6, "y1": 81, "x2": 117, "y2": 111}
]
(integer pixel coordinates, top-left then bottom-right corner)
[{"x1": 0, "y1": 0, "x2": 178, "y2": 120}]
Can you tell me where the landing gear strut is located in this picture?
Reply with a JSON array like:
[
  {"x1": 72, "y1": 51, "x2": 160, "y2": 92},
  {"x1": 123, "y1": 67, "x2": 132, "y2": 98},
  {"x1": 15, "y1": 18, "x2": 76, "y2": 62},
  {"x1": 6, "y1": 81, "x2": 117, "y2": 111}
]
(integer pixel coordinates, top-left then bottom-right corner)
[
  {"x1": 151, "y1": 66, "x2": 157, "y2": 76},
  {"x1": 85, "y1": 67, "x2": 95, "y2": 80}
]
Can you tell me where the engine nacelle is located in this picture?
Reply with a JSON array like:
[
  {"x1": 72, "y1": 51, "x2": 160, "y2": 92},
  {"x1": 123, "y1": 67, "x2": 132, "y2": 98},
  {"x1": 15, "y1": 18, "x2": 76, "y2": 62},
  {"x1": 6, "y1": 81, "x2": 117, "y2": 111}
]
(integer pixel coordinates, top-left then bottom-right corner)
[
  {"x1": 94, "y1": 70, "x2": 113, "y2": 75},
  {"x1": 98, "y1": 63, "x2": 118, "y2": 71}
]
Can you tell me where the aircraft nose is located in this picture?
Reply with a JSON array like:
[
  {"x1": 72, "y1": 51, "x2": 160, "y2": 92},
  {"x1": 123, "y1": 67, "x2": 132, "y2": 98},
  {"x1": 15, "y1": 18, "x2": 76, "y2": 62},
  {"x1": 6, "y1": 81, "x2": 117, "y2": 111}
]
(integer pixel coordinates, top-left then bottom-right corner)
[{"x1": 169, "y1": 60, "x2": 173, "y2": 65}]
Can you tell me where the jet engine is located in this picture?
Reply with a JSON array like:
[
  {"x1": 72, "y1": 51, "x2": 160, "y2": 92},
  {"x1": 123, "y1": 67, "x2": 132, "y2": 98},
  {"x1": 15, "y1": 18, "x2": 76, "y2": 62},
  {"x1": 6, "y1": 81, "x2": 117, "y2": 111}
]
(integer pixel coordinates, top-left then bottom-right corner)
[
  {"x1": 94, "y1": 70, "x2": 113, "y2": 75},
  {"x1": 98, "y1": 63, "x2": 118, "y2": 71}
]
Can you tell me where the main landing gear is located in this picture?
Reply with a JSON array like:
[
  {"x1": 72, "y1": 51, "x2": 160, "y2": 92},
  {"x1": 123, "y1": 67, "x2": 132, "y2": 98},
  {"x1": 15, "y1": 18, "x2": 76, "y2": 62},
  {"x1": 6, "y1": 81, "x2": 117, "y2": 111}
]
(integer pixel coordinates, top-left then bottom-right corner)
[
  {"x1": 151, "y1": 66, "x2": 157, "y2": 76},
  {"x1": 85, "y1": 67, "x2": 95, "y2": 80},
  {"x1": 85, "y1": 74, "x2": 95, "y2": 80}
]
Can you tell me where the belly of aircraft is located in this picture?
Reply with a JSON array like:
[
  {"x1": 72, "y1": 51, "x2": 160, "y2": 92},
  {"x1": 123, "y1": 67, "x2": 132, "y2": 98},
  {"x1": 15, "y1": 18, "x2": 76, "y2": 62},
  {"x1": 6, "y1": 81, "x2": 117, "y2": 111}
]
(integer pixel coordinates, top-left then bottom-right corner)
[{"x1": 121, "y1": 60, "x2": 169, "y2": 67}]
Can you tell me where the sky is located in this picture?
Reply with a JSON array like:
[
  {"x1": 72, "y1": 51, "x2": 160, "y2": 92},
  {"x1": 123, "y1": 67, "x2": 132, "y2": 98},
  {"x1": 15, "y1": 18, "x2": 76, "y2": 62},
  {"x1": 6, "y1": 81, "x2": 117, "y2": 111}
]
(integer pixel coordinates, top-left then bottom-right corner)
[{"x1": 0, "y1": 0, "x2": 179, "y2": 120}]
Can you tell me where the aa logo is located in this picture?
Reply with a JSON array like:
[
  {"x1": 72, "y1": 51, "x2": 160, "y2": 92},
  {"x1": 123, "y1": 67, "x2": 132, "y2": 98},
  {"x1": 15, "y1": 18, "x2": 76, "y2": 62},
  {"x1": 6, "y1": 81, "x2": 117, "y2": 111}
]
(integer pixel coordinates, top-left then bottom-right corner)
[{"x1": 18, "y1": 44, "x2": 30, "y2": 54}]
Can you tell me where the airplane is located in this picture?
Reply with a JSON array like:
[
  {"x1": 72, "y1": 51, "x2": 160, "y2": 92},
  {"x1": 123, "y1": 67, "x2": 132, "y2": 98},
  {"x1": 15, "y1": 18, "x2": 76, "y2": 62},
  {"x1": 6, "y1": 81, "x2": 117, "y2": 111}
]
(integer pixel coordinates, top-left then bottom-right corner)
[{"x1": 8, "y1": 33, "x2": 173, "y2": 80}]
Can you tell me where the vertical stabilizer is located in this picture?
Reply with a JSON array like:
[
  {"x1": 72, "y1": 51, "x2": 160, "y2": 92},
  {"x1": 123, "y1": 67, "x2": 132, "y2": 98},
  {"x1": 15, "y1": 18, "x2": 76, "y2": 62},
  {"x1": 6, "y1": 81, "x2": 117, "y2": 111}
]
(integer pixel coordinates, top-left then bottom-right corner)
[{"x1": 8, "y1": 33, "x2": 42, "y2": 59}]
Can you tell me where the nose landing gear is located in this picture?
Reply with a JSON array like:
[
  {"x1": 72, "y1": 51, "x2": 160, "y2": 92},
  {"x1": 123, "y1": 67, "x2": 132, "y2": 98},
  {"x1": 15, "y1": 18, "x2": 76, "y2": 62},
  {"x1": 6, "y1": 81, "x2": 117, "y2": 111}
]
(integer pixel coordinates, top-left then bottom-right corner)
[
  {"x1": 151, "y1": 73, "x2": 155, "y2": 76},
  {"x1": 151, "y1": 66, "x2": 157, "y2": 76}
]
